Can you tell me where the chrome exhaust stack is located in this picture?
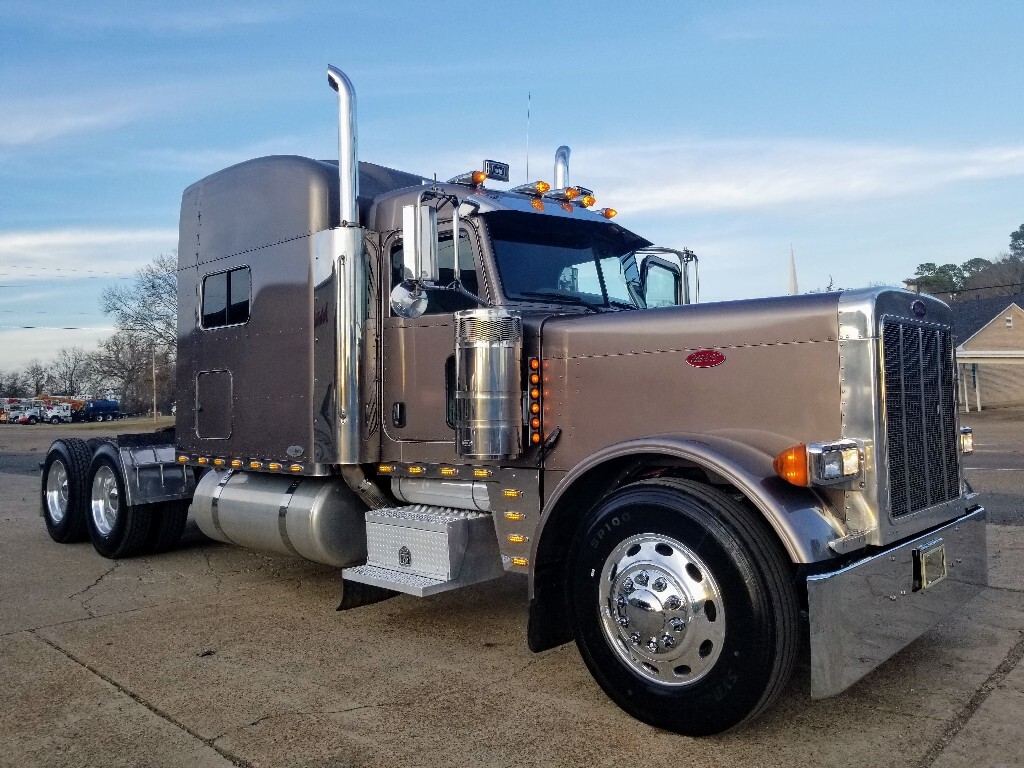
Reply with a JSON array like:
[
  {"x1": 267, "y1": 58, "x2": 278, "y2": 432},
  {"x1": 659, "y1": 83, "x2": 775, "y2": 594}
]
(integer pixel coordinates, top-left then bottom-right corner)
[
  {"x1": 315, "y1": 65, "x2": 368, "y2": 466},
  {"x1": 327, "y1": 65, "x2": 359, "y2": 226},
  {"x1": 554, "y1": 145, "x2": 571, "y2": 190}
]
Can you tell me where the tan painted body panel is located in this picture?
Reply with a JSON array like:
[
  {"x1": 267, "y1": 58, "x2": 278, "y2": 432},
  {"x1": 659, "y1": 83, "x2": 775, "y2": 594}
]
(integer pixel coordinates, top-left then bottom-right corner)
[{"x1": 540, "y1": 294, "x2": 843, "y2": 472}]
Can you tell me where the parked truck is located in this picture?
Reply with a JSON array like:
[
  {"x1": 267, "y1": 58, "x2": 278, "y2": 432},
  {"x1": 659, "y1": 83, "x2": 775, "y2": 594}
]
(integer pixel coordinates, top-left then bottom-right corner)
[{"x1": 40, "y1": 65, "x2": 987, "y2": 735}]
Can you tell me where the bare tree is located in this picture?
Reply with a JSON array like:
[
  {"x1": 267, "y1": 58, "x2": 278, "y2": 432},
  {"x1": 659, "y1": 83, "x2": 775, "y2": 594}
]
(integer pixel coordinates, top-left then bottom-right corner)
[
  {"x1": 0, "y1": 369, "x2": 31, "y2": 398},
  {"x1": 86, "y1": 331, "x2": 176, "y2": 413},
  {"x1": 50, "y1": 346, "x2": 90, "y2": 396},
  {"x1": 23, "y1": 360, "x2": 53, "y2": 396},
  {"x1": 100, "y1": 252, "x2": 177, "y2": 354}
]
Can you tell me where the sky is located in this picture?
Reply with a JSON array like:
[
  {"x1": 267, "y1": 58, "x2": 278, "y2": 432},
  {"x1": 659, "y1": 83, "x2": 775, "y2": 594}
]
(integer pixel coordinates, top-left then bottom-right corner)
[{"x1": 2, "y1": 1, "x2": 1023, "y2": 370}]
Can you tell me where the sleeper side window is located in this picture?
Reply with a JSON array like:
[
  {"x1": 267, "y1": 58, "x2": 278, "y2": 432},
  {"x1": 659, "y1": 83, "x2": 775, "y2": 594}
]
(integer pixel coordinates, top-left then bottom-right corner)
[{"x1": 202, "y1": 266, "x2": 251, "y2": 328}]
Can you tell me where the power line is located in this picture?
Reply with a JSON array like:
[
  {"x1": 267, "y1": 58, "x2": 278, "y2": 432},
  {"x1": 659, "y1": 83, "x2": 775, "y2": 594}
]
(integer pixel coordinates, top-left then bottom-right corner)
[
  {"x1": 0, "y1": 264, "x2": 131, "y2": 276},
  {"x1": 0, "y1": 325, "x2": 117, "y2": 331}
]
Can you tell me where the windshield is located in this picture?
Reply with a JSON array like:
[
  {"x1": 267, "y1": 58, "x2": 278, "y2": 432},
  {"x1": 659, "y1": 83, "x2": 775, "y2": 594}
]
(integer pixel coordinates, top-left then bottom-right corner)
[{"x1": 484, "y1": 211, "x2": 652, "y2": 310}]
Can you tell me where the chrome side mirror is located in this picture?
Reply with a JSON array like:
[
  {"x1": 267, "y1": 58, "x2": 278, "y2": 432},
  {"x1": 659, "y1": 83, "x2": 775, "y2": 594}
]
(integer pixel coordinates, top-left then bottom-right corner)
[{"x1": 402, "y1": 201, "x2": 439, "y2": 283}]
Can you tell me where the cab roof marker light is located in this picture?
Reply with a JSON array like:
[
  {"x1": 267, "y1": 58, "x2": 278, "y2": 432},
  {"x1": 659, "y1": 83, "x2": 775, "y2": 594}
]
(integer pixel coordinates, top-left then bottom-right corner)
[
  {"x1": 579, "y1": 194, "x2": 596, "y2": 208},
  {"x1": 511, "y1": 181, "x2": 551, "y2": 195},
  {"x1": 447, "y1": 160, "x2": 510, "y2": 187},
  {"x1": 177, "y1": 455, "x2": 189, "y2": 463},
  {"x1": 600, "y1": 208, "x2": 618, "y2": 219},
  {"x1": 197, "y1": 457, "x2": 209, "y2": 465},
  {"x1": 249, "y1": 461, "x2": 263, "y2": 469},
  {"x1": 289, "y1": 464, "x2": 303, "y2": 472},
  {"x1": 230, "y1": 459, "x2": 243, "y2": 468},
  {"x1": 268, "y1": 462, "x2": 282, "y2": 471}
]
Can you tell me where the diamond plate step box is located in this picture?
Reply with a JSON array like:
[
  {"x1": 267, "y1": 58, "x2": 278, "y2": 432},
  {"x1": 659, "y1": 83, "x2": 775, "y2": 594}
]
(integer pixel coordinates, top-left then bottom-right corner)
[{"x1": 342, "y1": 505, "x2": 505, "y2": 597}]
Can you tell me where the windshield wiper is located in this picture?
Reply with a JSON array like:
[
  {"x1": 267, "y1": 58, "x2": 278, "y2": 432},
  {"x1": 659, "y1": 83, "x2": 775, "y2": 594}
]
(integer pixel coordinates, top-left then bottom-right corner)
[{"x1": 516, "y1": 291, "x2": 602, "y2": 312}]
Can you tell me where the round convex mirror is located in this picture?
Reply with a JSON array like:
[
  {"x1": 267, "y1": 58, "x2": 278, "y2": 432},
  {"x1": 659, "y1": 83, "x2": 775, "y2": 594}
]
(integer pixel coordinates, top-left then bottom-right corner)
[{"x1": 390, "y1": 280, "x2": 428, "y2": 318}]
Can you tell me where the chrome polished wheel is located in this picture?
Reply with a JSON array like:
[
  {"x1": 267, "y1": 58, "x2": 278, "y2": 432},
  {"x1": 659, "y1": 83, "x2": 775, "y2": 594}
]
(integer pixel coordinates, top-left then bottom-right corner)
[
  {"x1": 90, "y1": 464, "x2": 120, "y2": 536},
  {"x1": 598, "y1": 533, "x2": 726, "y2": 687},
  {"x1": 44, "y1": 458, "x2": 69, "y2": 524}
]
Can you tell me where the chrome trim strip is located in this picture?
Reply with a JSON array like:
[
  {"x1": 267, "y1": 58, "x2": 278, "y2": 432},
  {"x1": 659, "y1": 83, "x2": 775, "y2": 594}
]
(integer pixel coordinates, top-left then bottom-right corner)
[
  {"x1": 210, "y1": 469, "x2": 235, "y2": 541},
  {"x1": 277, "y1": 478, "x2": 302, "y2": 557}
]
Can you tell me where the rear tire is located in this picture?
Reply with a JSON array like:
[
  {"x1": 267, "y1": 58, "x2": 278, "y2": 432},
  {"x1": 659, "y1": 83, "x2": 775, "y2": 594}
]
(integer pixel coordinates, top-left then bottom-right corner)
[
  {"x1": 86, "y1": 451, "x2": 152, "y2": 558},
  {"x1": 147, "y1": 500, "x2": 190, "y2": 553},
  {"x1": 567, "y1": 477, "x2": 799, "y2": 736},
  {"x1": 41, "y1": 438, "x2": 92, "y2": 543}
]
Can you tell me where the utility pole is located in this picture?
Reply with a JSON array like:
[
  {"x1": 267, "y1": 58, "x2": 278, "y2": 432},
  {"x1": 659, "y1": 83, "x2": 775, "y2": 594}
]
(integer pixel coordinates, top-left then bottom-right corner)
[{"x1": 152, "y1": 348, "x2": 157, "y2": 423}]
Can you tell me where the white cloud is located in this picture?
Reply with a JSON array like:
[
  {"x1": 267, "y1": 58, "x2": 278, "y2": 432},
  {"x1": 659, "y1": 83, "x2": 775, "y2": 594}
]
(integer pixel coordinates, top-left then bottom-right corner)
[
  {"x1": 0, "y1": 96, "x2": 146, "y2": 146},
  {"x1": 0, "y1": 327, "x2": 111, "y2": 371},
  {"x1": 0, "y1": 228, "x2": 179, "y2": 278},
  {"x1": 571, "y1": 140, "x2": 1024, "y2": 214}
]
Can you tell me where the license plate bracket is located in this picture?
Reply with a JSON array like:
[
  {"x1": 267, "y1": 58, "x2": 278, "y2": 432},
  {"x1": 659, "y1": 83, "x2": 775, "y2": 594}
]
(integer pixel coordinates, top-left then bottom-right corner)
[{"x1": 913, "y1": 539, "x2": 947, "y2": 591}]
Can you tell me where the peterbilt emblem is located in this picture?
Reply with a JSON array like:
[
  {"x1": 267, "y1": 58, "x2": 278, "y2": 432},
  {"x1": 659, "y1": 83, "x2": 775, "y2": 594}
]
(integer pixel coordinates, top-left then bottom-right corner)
[
  {"x1": 685, "y1": 349, "x2": 726, "y2": 368},
  {"x1": 286, "y1": 445, "x2": 304, "y2": 458},
  {"x1": 912, "y1": 300, "x2": 927, "y2": 318},
  {"x1": 398, "y1": 546, "x2": 412, "y2": 567}
]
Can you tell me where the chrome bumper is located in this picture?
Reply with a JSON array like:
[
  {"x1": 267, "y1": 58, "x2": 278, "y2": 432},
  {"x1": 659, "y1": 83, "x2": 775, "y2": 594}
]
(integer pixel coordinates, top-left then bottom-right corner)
[{"x1": 807, "y1": 507, "x2": 987, "y2": 698}]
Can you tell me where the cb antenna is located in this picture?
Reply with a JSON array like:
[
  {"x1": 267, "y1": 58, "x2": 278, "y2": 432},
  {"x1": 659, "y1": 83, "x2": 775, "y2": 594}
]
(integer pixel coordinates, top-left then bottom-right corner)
[{"x1": 525, "y1": 91, "x2": 531, "y2": 181}]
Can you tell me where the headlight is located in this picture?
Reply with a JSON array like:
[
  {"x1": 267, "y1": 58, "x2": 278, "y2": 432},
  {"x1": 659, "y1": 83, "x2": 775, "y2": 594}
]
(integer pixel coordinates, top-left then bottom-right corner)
[
  {"x1": 959, "y1": 427, "x2": 974, "y2": 454},
  {"x1": 774, "y1": 439, "x2": 863, "y2": 487}
]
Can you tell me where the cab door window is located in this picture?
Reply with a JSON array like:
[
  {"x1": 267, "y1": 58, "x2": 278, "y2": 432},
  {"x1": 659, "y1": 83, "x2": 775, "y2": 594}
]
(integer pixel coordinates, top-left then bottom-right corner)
[{"x1": 390, "y1": 230, "x2": 478, "y2": 315}]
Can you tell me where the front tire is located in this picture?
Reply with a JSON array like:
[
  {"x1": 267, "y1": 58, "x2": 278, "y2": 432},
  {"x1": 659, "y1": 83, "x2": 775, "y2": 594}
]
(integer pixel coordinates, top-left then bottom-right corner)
[
  {"x1": 41, "y1": 438, "x2": 92, "y2": 543},
  {"x1": 86, "y1": 451, "x2": 152, "y2": 558},
  {"x1": 50, "y1": 416, "x2": 60, "y2": 425},
  {"x1": 567, "y1": 478, "x2": 799, "y2": 736}
]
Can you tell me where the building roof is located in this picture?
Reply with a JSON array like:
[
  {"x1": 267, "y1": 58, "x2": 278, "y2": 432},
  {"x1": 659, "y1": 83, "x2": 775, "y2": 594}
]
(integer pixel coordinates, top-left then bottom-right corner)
[{"x1": 949, "y1": 294, "x2": 1024, "y2": 345}]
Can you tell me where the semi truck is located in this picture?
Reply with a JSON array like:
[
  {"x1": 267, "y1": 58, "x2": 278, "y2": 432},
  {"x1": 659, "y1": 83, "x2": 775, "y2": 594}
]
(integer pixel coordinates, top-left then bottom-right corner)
[{"x1": 40, "y1": 65, "x2": 987, "y2": 735}]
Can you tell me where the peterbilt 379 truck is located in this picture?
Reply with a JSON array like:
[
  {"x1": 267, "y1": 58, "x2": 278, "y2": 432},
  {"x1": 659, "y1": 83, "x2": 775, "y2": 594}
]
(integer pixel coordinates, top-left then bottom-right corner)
[{"x1": 40, "y1": 65, "x2": 987, "y2": 735}]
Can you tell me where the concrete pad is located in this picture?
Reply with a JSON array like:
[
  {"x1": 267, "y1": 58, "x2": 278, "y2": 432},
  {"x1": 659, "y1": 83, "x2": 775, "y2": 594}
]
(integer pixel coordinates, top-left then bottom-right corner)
[
  {"x1": 989, "y1": 524, "x2": 1024, "y2": 591},
  {"x1": 34, "y1": 561, "x2": 1016, "y2": 768},
  {"x1": 930, "y1": 687, "x2": 1024, "y2": 768},
  {"x1": 0, "y1": 631, "x2": 232, "y2": 768}
]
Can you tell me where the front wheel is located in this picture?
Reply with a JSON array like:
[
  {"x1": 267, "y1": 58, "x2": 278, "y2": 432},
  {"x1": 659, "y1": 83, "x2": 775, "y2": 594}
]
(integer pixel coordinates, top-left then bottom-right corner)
[
  {"x1": 50, "y1": 416, "x2": 60, "y2": 425},
  {"x1": 567, "y1": 478, "x2": 799, "y2": 736}
]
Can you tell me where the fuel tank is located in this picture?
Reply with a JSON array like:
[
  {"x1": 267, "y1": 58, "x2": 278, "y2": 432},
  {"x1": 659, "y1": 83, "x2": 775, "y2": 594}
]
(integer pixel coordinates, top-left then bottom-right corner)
[{"x1": 192, "y1": 470, "x2": 368, "y2": 567}]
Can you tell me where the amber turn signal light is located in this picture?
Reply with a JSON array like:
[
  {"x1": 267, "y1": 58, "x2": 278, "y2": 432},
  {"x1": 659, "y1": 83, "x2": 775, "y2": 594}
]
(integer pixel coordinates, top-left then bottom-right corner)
[{"x1": 773, "y1": 444, "x2": 809, "y2": 486}]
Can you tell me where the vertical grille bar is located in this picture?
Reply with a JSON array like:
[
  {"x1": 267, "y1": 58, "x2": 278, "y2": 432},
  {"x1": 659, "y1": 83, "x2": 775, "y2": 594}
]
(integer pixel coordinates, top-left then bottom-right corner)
[{"x1": 882, "y1": 318, "x2": 959, "y2": 517}]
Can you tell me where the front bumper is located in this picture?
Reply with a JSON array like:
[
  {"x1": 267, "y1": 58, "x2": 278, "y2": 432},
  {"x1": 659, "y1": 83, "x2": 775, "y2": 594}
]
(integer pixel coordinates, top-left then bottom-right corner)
[{"x1": 807, "y1": 507, "x2": 987, "y2": 698}]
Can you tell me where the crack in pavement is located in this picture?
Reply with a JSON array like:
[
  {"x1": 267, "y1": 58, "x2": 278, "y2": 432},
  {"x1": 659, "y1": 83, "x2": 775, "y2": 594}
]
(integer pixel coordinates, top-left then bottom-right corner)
[
  {"x1": 916, "y1": 630, "x2": 1024, "y2": 768},
  {"x1": 211, "y1": 701, "x2": 400, "y2": 744},
  {"x1": 32, "y1": 631, "x2": 254, "y2": 768},
  {"x1": 67, "y1": 562, "x2": 120, "y2": 616}
]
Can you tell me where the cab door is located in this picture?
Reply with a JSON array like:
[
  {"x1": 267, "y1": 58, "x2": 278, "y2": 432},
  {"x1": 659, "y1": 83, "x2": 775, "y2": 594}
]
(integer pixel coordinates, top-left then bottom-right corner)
[{"x1": 380, "y1": 225, "x2": 483, "y2": 458}]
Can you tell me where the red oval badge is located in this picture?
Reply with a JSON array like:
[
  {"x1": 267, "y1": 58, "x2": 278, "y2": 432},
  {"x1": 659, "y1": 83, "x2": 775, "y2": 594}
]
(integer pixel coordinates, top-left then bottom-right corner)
[{"x1": 686, "y1": 349, "x2": 726, "y2": 368}]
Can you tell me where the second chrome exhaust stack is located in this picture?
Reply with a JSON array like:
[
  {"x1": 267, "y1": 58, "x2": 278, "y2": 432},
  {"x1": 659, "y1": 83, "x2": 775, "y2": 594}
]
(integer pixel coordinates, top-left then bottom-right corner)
[{"x1": 554, "y1": 145, "x2": 571, "y2": 190}]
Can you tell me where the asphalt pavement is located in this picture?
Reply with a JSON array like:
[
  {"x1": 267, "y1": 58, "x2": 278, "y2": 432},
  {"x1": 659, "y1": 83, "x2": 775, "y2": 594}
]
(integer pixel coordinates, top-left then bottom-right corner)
[{"x1": 1, "y1": 413, "x2": 1022, "y2": 767}]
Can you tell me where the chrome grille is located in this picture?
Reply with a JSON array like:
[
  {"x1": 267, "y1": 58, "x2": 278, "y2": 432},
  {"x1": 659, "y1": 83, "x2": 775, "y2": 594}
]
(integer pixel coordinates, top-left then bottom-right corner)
[{"x1": 882, "y1": 319, "x2": 959, "y2": 517}]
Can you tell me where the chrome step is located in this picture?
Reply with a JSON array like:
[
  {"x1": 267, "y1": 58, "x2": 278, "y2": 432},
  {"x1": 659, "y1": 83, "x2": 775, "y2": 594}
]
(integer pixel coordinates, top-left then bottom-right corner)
[{"x1": 342, "y1": 504, "x2": 504, "y2": 597}]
